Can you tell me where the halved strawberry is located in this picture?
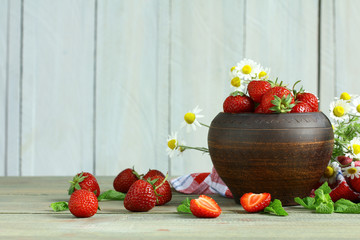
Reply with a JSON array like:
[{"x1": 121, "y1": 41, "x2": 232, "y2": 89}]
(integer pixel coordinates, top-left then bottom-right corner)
[
  {"x1": 190, "y1": 195, "x2": 222, "y2": 218},
  {"x1": 240, "y1": 192, "x2": 271, "y2": 213}
]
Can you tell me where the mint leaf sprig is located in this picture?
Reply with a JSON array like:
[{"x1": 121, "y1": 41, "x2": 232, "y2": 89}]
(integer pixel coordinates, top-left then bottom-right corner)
[
  {"x1": 264, "y1": 199, "x2": 288, "y2": 216},
  {"x1": 177, "y1": 197, "x2": 191, "y2": 213},
  {"x1": 97, "y1": 190, "x2": 126, "y2": 201}
]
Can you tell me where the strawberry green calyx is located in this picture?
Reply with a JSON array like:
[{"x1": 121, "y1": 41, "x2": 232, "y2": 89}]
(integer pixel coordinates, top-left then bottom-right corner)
[
  {"x1": 229, "y1": 90, "x2": 245, "y2": 97},
  {"x1": 68, "y1": 172, "x2": 88, "y2": 195},
  {"x1": 270, "y1": 95, "x2": 295, "y2": 113}
]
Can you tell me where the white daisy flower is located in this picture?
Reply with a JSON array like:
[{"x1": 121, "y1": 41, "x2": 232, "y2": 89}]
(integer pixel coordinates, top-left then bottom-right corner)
[
  {"x1": 181, "y1": 106, "x2": 204, "y2": 132},
  {"x1": 329, "y1": 99, "x2": 350, "y2": 122},
  {"x1": 256, "y1": 66, "x2": 271, "y2": 80},
  {"x1": 166, "y1": 132, "x2": 180, "y2": 158},
  {"x1": 320, "y1": 161, "x2": 341, "y2": 184},
  {"x1": 342, "y1": 162, "x2": 360, "y2": 179},
  {"x1": 349, "y1": 96, "x2": 360, "y2": 116},
  {"x1": 346, "y1": 137, "x2": 360, "y2": 159},
  {"x1": 232, "y1": 58, "x2": 260, "y2": 81}
]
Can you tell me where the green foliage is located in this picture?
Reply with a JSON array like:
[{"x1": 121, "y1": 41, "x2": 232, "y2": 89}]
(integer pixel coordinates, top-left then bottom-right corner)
[
  {"x1": 97, "y1": 190, "x2": 126, "y2": 201},
  {"x1": 264, "y1": 199, "x2": 288, "y2": 216},
  {"x1": 50, "y1": 201, "x2": 69, "y2": 212},
  {"x1": 177, "y1": 198, "x2": 192, "y2": 214}
]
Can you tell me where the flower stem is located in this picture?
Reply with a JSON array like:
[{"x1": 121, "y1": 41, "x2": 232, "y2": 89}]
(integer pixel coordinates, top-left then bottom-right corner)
[
  {"x1": 179, "y1": 145, "x2": 209, "y2": 153},
  {"x1": 199, "y1": 122, "x2": 210, "y2": 128}
]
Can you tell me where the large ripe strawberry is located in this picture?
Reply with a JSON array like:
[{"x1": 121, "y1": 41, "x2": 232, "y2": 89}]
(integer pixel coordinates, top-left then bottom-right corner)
[
  {"x1": 143, "y1": 169, "x2": 165, "y2": 181},
  {"x1": 113, "y1": 168, "x2": 140, "y2": 193},
  {"x1": 68, "y1": 172, "x2": 100, "y2": 197},
  {"x1": 68, "y1": 189, "x2": 98, "y2": 218},
  {"x1": 329, "y1": 181, "x2": 360, "y2": 202},
  {"x1": 190, "y1": 195, "x2": 222, "y2": 218},
  {"x1": 261, "y1": 86, "x2": 295, "y2": 113},
  {"x1": 150, "y1": 175, "x2": 172, "y2": 206},
  {"x1": 296, "y1": 92, "x2": 318, "y2": 112},
  {"x1": 290, "y1": 101, "x2": 312, "y2": 113},
  {"x1": 240, "y1": 192, "x2": 271, "y2": 213},
  {"x1": 247, "y1": 80, "x2": 272, "y2": 103},
  {"x1": 223, "y1": 92, "x2": 254, "y2": 113},
  {"x1": 124, "y1": 179, "x2": 157, "y2": 212}
]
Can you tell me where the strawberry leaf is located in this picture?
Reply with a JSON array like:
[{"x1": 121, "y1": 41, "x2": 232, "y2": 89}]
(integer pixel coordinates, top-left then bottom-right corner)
[
  {"x1": 97, "y1": 190, "x2": 126, "y2": 201},
  {"x1": 177, "y1": 198, "x2": 192, "y2": 214},
  {"x1": 264, "y1": 199, "x2": 288, "y2": 216},
  {"x1": 50, "y1": 201, "x2": 69, "y2": 212}
]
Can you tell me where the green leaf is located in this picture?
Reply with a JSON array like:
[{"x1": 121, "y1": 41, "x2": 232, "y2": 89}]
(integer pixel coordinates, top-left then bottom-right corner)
[
  {"x1": 315, "y1": 201, "x2": 334, "y2": 214},
  {"x1": 177, "y1": 198, "x2": 192, "y2": 214},
  {"x1": 264, "y1": 199, "x2": 288, "y2": 216},
  {"x1": 50, "y1": 201, "x2": 69, "y2": 212},
  {"x1": 97, "y1": 190, "x2": 126, "y2": 201},
  {"x1": 316, "y1": 182, "x2": 332, "y2": 195},
  {"x1": 294, "y1": 197, "x2": 316, "y2": 210},
  {"x1": 334, "y1": 199, "x2": 360, "y2": 213}
]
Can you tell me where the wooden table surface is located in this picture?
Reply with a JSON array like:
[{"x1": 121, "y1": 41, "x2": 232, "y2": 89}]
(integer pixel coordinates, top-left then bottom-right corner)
[{"x1": 1, "y1": 177, "x2": 360, "y2": 239}]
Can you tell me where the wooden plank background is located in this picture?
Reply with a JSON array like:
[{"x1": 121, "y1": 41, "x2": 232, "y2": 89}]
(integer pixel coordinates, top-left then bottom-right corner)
[{"x1": 0, "y1": 0, "x2": 359, "y2": 176}]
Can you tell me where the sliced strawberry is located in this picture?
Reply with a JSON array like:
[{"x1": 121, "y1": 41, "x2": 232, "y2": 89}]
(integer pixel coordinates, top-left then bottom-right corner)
[
  {"x1": 240, "y1": 192, "x2": 271, "y2": 213},
  {"x1": 190, "y1": 195, "x2": 222, "y2": 218},
  {"x1": 329, "y1": 181, "x2": 360, "y2": 202}
]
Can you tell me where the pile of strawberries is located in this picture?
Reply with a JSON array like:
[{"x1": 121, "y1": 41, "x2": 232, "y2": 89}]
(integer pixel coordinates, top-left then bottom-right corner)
[
  {"x1": 223, "y1": 80, "x2": 319, "y2": 114},
  {"x1": 62, "y1": 168, "x2": 172, "y2": 218}
]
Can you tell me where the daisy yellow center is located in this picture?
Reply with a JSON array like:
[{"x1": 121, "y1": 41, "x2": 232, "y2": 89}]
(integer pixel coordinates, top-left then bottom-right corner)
[
  {"x1": 242, "y1": 65, "x2": 252, "y2": 74},
  {"x1": 230, "y1": 66, "x2": 236, "y2": 72},
  {"x1": 333, "y1": 106, "x2": 344, "y2": 117},
  {"x1": 231, "y1": 77, "x2": 241, "y2": 88},
  {"x1": 258, "y1": 71, "x2": 267, "y2": 79},
  {"x1": 340, "y1": 92, "x2": 351, "y2": 100},
  {"x1": 167, "y1": 139, "x2": 177, "y2": 150},
  {"x1": 348, "y1": 168, "x2": 357, "y2": 175},
  {"x1": 353, "y1": 144, "x2": 360, "y2": 155},
  {"x1": 184, "y1": 112, "x2": 196, "y2": 124},
  {"x1": 357, "y1": 104, "x2": 360, "y2": 113},
  {"x1": 324, "y1": 166, "x2": 334, "y2": 178}
]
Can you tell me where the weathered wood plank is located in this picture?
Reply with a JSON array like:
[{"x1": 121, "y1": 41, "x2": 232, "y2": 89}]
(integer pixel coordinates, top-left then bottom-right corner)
[
  {"x1": 170, "y1": 0, "x2": 245, "y2": 176},
  {"x1": 21, "y1": 0, "x2": 95, "y2": 175},
  {"x1": 245, "y1": 0, "x2": 319, "y2": 96},
  {"x1": 0, "y1": 0, "x2": 8, "y2": 176},
  {"x1": 95, "y1": 0, "x2": 169, "y2": 176}
]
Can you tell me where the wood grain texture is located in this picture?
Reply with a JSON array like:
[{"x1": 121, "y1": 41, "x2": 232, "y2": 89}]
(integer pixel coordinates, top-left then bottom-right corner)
[
  {"x1": 170, "y1": 0, "x2": 245, "y2": 176},
  {"x1": 5, "y1": 0, "x2": 22, "y2": 176},
  {"x1": 95, "y1": 0, "x2": 169, "y2": 176},
  {"x1": 0, "y1": 0, "x2": 8, "y2": 176},
  {"x1": 1, "y1": 177, "x2": 360, "y2": 239},
  {"x1": 21, "y1": 0, "x2": 95, "y2": 175},
  {"x1": 333, "y1": 1, "x2": 360, "y2": 97},
  {"x1": 245, "y1": 0, "x2": 319, "y2": 96}
]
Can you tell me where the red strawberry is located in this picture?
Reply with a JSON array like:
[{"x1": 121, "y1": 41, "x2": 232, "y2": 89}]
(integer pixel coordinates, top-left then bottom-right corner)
[
  {"x1": 337, "y1": 156, "x2": 353, "y2": 166},
  {"x1": 68, "y1": 189, "x2": 98, "y2": 218},
  {"x1": 261, "y1": 86, "x2": 295, "y2": 113},
  {"x1": 123, "y1": 179, "x2": 157, "y2": 212},
  {"x1": 143, "y1": 169, "x2": 165, "y2": 180},
  {"x1": 290, "y1": 101, "x2": 313, "y2": 113},
  {"x1": 240, "y1": 192, "x2": 271, "y2": 213},
  {"x1": 254, "y1": 104, "x2": 263, "y2": 113},
  {"x1": 150, "y1": 175, "x2": 172, "y2": 206},
  {"x1": 247, "y1": 80, "x2": 272, "y2": 103},
  {"x1": 329, "y1": 181, "x2": 360, "y2": 202},
  {"x1": 348, "y1": 177, "x2": 360, "y2": 193},
  {"x1": 190, "y1": 195, "x2": 222, "y2": 218},
  {"x1": 296, "y1": 92, "x2": 318, "y2": 112},
  {"x1": 223, "y1": 92, "x2": 254, "y2": 113},
  {"x1": 68, "y1": 172, "x2": 100, "y2": 197},
  {"x1": 113, "y1": 168, "x2": 140, "y2": 193}
]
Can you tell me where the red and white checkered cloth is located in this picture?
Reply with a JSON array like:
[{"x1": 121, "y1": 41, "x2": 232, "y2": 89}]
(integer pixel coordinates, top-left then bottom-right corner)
[{"x1": 170, "y1": 167, "x2": 233, "y2": 198}]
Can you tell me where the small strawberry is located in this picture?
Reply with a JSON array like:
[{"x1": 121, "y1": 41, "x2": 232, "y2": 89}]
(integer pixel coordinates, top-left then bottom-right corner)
[
  {"x1": 223, "y1": 91, "x2": 254, "y2": 113},
  {"x1": 296, "y1": 92, "x2": 318, "y2": 112},
  {"x1": 329, "y1": 181, "x2": 360, "y2": 202},
  {"x1": 190, "y1": 195, "x2": 222, "y2": 218},
  {"x1": 113, "y1": 168, "x2": 140, "y2": 193},
  {"x1": 240, "y1": 192, "x2": 271, "y2": 213},
  {"x1": 261, "y1": 86, "x2": 295, "y2": 113},
  {"x1": 68, "y1": 189, "x2": 98, "y2": 218},
  {"x1": 143, "y1": 169, "x2": 165, "y2": 181},
  {"x1": 68, "y1": 172, "x2": 100, "y2": 197},
  {"x1": 290, "y1": 101, "x2": 313, "y2": 113},
  {"x1": 150, "y1": 175, "x2": 172, "y2": 206},
  {"x1": 337, "y1": 156, "x2": 353, "y2": 166},
  {"x1": 254, "y1": 104, "x2": 264, "y2": 113},
  {"x1": 123, "y1": 179, "x2": 157, "y2": 212},
  {"x1": 247, "y1": 80, "x2": 272, "y2": 103}
]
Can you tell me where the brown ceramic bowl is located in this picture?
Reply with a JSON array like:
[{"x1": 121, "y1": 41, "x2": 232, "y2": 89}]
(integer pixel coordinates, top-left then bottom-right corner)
[{"x1": 208, "y1": 112, "x2": 334, "y2": 206}]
